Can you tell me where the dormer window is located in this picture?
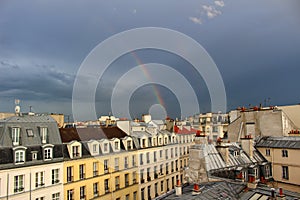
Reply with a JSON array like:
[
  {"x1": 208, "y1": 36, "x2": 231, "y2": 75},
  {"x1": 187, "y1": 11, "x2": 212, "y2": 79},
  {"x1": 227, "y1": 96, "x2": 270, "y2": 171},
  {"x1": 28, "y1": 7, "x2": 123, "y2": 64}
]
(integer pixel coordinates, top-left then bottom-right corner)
[
  {"x1": 127, "y1": 140, "x2": 132, "y2": 150},
  {"x1": 104, "y1": 143, "x2": 108, "y2": 152},
  {"x1": 32, "y1": 152, "x2": 38, "y2": 160},
  {"x1": 164, "y1": 137, "x2": 168, "y2": 145},
  {"x1": 159, "y1": 138, "x2": 162, "y2": 145},
  {"x1": 12, "y1": 127, "x2": 21, "y2": 146},
  {"x1": 15, "y1": 150, "x2": 25, "y2": 164},
  {"x1": 44, "y1": 148, "x2": 53, "y2": 160},
  {"x1": 115, "y1": 141, "x2": 119, "y2": 151},
  {"x1": 40, "y1": 127, "x2": 48, "y2": 144},
  {"x1": 141, "y1": 138, "x2": 147, "y2": 148},
  {"x1": 152, "y1": 138, "x2": 156, "y2": 146},
  {"x1": 72, "y1": 146, "x2": 80, "y2": 158},
  {"x1": 93, "y1": 144, "x2": 98, "y2": 153}
]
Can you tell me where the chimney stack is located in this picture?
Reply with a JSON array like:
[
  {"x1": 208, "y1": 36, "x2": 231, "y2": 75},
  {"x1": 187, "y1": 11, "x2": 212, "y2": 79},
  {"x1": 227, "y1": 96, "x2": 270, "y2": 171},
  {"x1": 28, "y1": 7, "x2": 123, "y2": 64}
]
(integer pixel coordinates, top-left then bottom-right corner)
[
  {"x1": 175, "y1": 180, "x2": 182, "y2": 196},
  {"x1": 240, "y1": 136, "x2": 254, "y2": 158},
  {"x1": 276, "y1": 188, "x2": 286, "y2": 200},
  {"x1": 192, "y1": 184, "x2": 201, "y2": 195}
]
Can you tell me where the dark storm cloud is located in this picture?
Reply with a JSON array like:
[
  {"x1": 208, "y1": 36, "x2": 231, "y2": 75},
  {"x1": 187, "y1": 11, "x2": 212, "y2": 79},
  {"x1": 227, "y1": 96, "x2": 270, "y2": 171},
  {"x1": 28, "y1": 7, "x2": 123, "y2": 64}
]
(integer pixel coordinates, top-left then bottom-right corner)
[{"x1": 0, "y1": 60, "x2": 74, "y2": 101}]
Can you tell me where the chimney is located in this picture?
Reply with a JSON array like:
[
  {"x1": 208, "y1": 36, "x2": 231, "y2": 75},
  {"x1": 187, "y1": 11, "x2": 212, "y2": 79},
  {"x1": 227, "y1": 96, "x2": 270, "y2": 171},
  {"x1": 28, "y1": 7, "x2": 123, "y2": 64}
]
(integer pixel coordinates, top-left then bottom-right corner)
[
  {"x1": 247, "y1": 174, "x2": 257, "y2": 189},
  {"x1": 194, "y1": 130, "x2": 207, "y2": 145},
  {"x1": 276, "y1": 188, "x2": 286, "y2": 200},
  {"x1": 270, "y1": 188, "x2": 276, "y2": 200},
  {"x1": 216, "y1": 145, "x2": 229, "y2": 165},
  {"x1": 175, "y1": 180, "x2": 182, "y2": 196},
  {"x1": 240, "y1": 136, "x2": 254, "y2": 158},
  {"x1": 192, "y1": 184, "x2": 201, "y2": 195}
]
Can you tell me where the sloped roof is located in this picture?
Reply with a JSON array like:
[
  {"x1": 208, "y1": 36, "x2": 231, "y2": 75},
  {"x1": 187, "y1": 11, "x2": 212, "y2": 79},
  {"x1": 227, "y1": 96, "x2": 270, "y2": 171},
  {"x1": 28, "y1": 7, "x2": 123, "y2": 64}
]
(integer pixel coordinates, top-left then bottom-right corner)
[
  {"x1": 256, "y1": 136, "x2": 300, "y2": 149},
  {"x1": 59, "y1": 126, "x2": 128, "y2": 143}
]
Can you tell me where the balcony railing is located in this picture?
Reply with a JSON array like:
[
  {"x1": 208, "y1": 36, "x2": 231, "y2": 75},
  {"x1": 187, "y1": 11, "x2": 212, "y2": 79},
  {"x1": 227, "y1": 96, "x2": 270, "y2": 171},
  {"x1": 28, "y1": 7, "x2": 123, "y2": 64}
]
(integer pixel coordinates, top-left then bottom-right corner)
[
  {"x1": 14, "y1": 187, "x2": 24, "y2": 193},
  {"x1": 52, "y1": 179, "x2": 60, "y2": 184},
  {"x1": 125, "y1": 181, "x2": 129, "y2": 187},
  {"x1": 104, "y1": 169, "x2": 109, "y2": 174},
  {"x1": 141, "y1": 178, "x2": 145, "y2": 183},
  {"x1": 133, "y1": 179, "x2": 137, "y2": 184},
  {"x1": 79, "y1": 173, "x2": 85, "y2": 180},
  {"x1": 93, "y1": 171, "x2": 98, "y2": 176},
  {"x1": 154, "y1": 173, "x2": 158, "y2": 179},
  {"x1": 147, "y1": 176, "x2": 151, "y2": 181},
  {"x1": 105, "y1": 187, "x2": 110, "y2": 194},
  {"x1": 115, "y1": 184, "x2": 120, "y2": 191},
  {"x1": 67, "y1": 176, "x2": 73, "y2": 182}
]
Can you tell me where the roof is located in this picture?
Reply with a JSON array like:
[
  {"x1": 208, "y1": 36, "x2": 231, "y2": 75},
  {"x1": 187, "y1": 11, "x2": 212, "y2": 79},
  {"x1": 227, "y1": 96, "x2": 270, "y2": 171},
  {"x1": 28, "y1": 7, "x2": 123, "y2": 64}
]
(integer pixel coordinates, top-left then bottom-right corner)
[
  {"x1": 162, "y1": 181, "x2": 246, "y2": 200},
  {"x1": 59, "y1": 126, "x2": 128, "y2": 142},
  {"x1": 256, "y1": 136, "x2": 300, "y2": 149}
]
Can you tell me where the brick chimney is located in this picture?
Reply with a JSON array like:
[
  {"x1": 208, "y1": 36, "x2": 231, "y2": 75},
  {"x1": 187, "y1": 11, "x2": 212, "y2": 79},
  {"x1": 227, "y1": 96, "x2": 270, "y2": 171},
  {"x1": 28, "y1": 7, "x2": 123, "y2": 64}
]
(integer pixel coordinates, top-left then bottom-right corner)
[
  {"x1": 276, "y1": 188, "x2": 286, "y2": 200},
  {"x1": 216, "y1": 145, "x2": 229, "y2": 165},
  {"x1": 192, "y1": 184, "x2": 201, "y2": 195}
]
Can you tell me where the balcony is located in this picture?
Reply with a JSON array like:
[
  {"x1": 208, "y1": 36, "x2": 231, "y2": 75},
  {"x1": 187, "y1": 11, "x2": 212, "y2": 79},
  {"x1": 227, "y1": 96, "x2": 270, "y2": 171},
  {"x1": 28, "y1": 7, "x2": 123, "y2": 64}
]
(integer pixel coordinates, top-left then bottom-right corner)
[
  {"x1": 35, "y1": 183, "x2": 45, "y2": 187},
  {"x1": 67, "y1": 176, "x2": 73, "y2": 182},
  {"x1": 154, "y1": 173, "x2": 158, "y2": 179},
  {"x1": 93, "y1": 171, "x2": 98, "y2": 176},
  {"x1": 104, "y1": 169, "x2": 109, "y2": 174},
  {"x1": 115, "y1": 184, "x2": 120, "y2": 191},
  {"x1": 14, "y1": 187, "x2": 24, "y2": 193},
  {"x1": 105, "y1": 188, "x2": 110, "y2": 194},
  {"x1": 147, "y1": 176, "x2": 151, "y2": 181},
  {"x1": 133, "y1": 179, "x2": 137, "y2": 184},
  {"x1": 94, "y1": 192, "x2": 99, "y2": 197},
  {"x1": 79, "y1": 173, "x2": 85, "y2": 180},
  {"x1": 80, "y1": 195, "x2": 86, "y2": 200},
  {"x1": 125, "y1": 181, "x2": 129, "y2": 187},
  {"x1": 141, "y1": 178, "x2": 145, "y2": 183},
  {"x1": 52, "y1": 179, "x2": 60, "y2": 184}
]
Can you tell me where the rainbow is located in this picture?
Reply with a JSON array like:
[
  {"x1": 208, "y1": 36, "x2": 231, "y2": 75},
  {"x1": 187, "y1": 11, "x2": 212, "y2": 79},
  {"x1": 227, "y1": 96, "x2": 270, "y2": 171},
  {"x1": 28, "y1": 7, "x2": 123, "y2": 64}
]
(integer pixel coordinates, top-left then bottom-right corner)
[{"x1": 130, "y1": 51, "x2": 166, "y2": 108}]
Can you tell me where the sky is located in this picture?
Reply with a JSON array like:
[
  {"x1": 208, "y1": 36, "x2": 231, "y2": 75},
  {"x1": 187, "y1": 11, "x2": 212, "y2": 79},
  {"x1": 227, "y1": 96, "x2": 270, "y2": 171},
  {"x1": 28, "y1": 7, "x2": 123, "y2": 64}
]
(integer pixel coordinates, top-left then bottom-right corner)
[{"x1": 0, "y1": 0, "x2": 300, "y2": 121}]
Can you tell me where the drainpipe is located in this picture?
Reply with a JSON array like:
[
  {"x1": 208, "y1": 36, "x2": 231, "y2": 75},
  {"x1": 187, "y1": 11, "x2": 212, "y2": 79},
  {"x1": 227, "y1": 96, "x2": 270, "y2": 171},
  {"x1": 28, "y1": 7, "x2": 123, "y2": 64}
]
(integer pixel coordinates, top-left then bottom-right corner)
[{"x1": 29, "y1": 172, "x2": 32, "y2": 200}]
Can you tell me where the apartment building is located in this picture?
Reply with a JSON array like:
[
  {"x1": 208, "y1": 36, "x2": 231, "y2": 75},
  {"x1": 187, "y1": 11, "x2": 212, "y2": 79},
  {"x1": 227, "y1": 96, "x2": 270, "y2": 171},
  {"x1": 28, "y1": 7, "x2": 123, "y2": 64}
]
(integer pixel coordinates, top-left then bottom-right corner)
[
  {"x1": 0, "y1": 115, "x2": 64, "y2": 200},
  {"x1": 256, "y1": 136, "x2": 300, "y2": 192},
  {"x1": 60, "y1": 127, "x2": 139, "y2": 200}
]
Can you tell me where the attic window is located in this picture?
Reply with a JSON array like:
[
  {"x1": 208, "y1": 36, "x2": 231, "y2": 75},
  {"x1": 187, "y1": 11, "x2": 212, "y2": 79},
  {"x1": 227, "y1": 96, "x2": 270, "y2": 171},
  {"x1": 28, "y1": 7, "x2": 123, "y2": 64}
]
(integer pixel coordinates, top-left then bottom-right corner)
[
  {"x1": 15, "y1": 150, "x2": 25, "y2": 164},
  {"x1": 32, "y1": 152, "x2": 37, "y2": 160},
  {"x1": 27, "y1": 129, "x2": 34, "y2": 137},
  {"x1": 104, "y1": 143, "x2": 108, "y2": 152},
  {"x1": 40, "y1": 127, "x2": 48, "y2": 144},
  {"x1": 115, "y1": 141, "x2": 119, "y2": 150},
  {"x1": 127, "y1": 140, "x2": 132, "y2": 150}
]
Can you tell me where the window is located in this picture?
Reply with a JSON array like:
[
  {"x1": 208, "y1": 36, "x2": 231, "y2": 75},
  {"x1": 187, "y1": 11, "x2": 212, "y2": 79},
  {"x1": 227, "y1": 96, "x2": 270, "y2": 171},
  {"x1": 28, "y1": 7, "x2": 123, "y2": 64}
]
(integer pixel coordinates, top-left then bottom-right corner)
[
  {"x1": 36, "y1": 197, "x2": 44, "y2": 200},
  {"x1": 79, "y1": 164, "x2": 85, "y2": 179},
  {"x1": 35, "y1": 171, "x2": 44, "y2": 187},
  {"x1": 282, "y1": 166, "x2": 289, "y2": 179},
  {"x1": 115, "y1": 141, "x2": 119, "y2": 150},
  {"x1": 141, "y1": 188, "x2": 145, "y2": 200},
  {"x1": 140, "y1": 154, "x2": 144, "y2": 165},
  {"x1": 166, "y1": 163, "x2": 169, "y2": 174},
  {"x1": 154, "y1": 151, "x2": 157, "y2": 162},
  {"x1": 27, "y1": 129, "x2": 34, "y2": 137},
  {"x1": 124, "y1": 157, "x2": 129, "y2": 169},
  {"x1": 40, "y1": 127, "x2": 48, "y2": 144},
  {"x1": 52, "y1": 193, "x2": 60, "y2": 200},
  {"x1": 147, "y1": 186, "x2": 151, "y2": 199},
  {"x1": 93, "y1": 144, "x2": 98, "y2": 153},
  {"x1": 266, "y1": 149, "x2": 270, "y2": 156},
  {"x1": 146, "y1": 152, "x2": 150, "y2": 163},
  {"x1": 12, "y1": 127, "x2": 20, "y2": 146},
  {"x1": 80, "y1": 186, "x2": 85, "y2": 200},
  {"x1": 265, "y1": 165, "x2": 271, "y2": 178},
  {"x1": 93, "y1": 182, "x2": 99, "y2": 197},
  {"x1": 140, "y1": 169, "x2": 144, "y2": 183},
  {"x1": 104, "y1": 143, "x2": 108, "y2": 152},
  {"x1": 160, "y1": 180, "x2": 164, "y2": 192},
  {"x1": 155, "y1": 183, "x2": 158, "y2": 196},
  {"x1": 126, "y1": 194, "x2": 130, "y2": 200},
  {"x1": 93, "y1": 162, "x2": 98, "y2": 176},
  {"x1": 67, "y1": 166, "x2": 73, "y2": 182},
  {"x1": 67, "y1": 189, "x2": 74, "y2": 200},
  {"x1": 133, "y1": 191, "x2": 137, "y2": 200},
  {"x1": 160, "y1": 150, "x2": 163, "y2": 158},
  {"x1": 115, "y1": 176, "x2": 120, "y2": 190},
  {"x1": 282, "y1": 149, "x2": 288, "y2": 157},
  {"x1": 175, "y1": 147, "x2": 178, "y2": 156},
  {"x1": 104, "y1": 179, "x2": 109, "y2": 193},
  {"x1": 127, "y1": 140, "x2": 132, "y2": 149},
  {"x1": 104, "y1": 159, "x2": 109, "y2": 173},
  {"x1": 52, "y1": 169, "x2": 60, "y2": 184},
  {"x1": 44, "y1": 148, "x2": 52, "y2": 160},
  {"x1": 132, "y1": 171, "x2": 137, "y2": 183},
  {"x1": 171, "y1": 148, "x2": 174, "y2": 158},
  {"x1": 132, "y1": 155, "x2": 136, "y2": 166},
  {"x1": 125, "y1": 173, "x2": 129, "y2": 186},
  {"x1": 160, "y1": 164, "x2": 163, "y2": 174},
  {"x1": 72, "y1": 146, "x2": 80, "y2": 158},
  {"x1": 114, "y1": 158, "x2": 119, "y2": 171},
  {"x1": 15, "y1": 150, "x2": 25, "y2": 163},
  {"x1": 32, "y1": 152, "x2": 37, "y2": 160},
  {"x1": 147, "y1": 168, "x2": 151, "y2": 181},
  {"x1": 165, "y1": 149, "x2": 168, "y2": 159},
  {"x1": 14, "y1": 175, "x2": 24, "y2": 193}
]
